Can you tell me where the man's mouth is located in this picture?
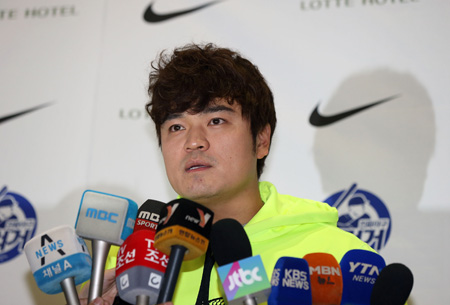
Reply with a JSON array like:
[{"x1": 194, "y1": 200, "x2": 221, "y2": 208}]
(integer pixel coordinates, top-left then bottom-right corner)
[
  {"x1": 185, "y1": 161, "x2": 211, "y2": 172},
  {"x1": 188, "y1": 165, "x2": 206, "y2": 170}
]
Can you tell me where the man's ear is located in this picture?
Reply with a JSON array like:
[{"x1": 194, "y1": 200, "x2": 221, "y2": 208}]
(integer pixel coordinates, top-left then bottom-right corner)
[{"x1": 256, "y1": 124, "x2": 271, "y2": 159}]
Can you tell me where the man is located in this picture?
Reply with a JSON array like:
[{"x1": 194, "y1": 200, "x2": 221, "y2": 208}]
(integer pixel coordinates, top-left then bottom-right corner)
[{"x1": 81, "y1": 43, "x2": 373, "y2": 305}]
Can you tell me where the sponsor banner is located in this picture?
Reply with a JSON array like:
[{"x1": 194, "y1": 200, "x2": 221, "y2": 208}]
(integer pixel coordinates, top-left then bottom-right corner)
[
  {"x1": 0, "y1": 0, "x2": 106, "y2": 208},
  {"x1": 0, "y1": 187, "x2": 37, "y2": 263},
  {"x1": 324, "y1": 184, "x2": 392, "y2": 251}
]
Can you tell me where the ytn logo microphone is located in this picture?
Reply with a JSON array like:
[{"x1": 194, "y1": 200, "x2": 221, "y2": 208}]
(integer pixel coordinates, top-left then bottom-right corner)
[{"x1": 348, "y1": 262, "x2": 380, "y2": 276}]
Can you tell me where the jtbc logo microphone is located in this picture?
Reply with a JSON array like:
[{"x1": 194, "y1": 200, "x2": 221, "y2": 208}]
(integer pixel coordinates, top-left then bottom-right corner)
[
  {"x1": 24, "y1": 225, "x2": 91, "y2": 304},
  {"x1": 228, "y1": 263, "x2": 263, "y2": 290},
  {"x1": 217, "y1": 255, "x2": 271, "y2": 304}
]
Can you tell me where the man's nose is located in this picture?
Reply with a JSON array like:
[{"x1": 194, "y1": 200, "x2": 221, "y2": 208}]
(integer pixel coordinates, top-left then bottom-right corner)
[{"x1": 184, "y1": 127, "x2": 210, "y2": 151}]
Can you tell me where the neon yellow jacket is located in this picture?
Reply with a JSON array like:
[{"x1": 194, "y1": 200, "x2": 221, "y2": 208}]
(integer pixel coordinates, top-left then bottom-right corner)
[{"x1": 106, "y1": 181, "x2": 373, "y2": 304}]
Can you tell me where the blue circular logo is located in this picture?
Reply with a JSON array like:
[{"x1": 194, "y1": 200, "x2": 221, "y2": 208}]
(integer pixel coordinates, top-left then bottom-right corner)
[
  {"x1": 324, "y1": 183, "x2": 392, "y2": 251},
  {"x1": 0, "y1": 186, "x2": 37, "y2": 263}
]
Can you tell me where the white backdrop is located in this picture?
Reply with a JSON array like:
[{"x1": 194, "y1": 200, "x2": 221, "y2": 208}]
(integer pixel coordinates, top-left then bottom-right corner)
[{"x1": 1, "y1": 0, "x2": 449, "y2": 304}]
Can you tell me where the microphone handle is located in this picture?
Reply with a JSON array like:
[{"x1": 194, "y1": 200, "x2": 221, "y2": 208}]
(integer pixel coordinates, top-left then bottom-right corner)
[
  {"x1": 243, "y1": 295, "x2": 258, "y2": 305},
  {"x1": 61, "y1": 277, "x2": 80, "y2": 305},
  {"x1": 157, "y1": 245, "x2": 187, "y2": 304},
  {"x1": 88, "y1": 239, "x2": 112, "y2": 303},
  {"x1": 136, "y1": 295, "x2": 150, "y2": 305}
]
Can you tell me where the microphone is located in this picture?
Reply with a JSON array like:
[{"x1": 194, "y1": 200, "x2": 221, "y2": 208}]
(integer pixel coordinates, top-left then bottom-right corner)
[
  {"x1": 115, "y1": 229, "x2": 169, "y2": 305},
  {"x1": 134, "y1": 199, "x2": 166, "y2": 232},
  {"x1": 268, "y1": 257, "x2": 312, "y2": 305},
  {"x1": 339, "y1": 249, "x2": 386, "y2": 305},
  {"x1": 303, "y1": 252, "x2": 343, "y2": 305},
  {"x1": 24, "y1": 225, "x2": 92, "y2": 305},
  {"x1": 211, "y1": 218, "x2": 271, "y2": 305},
  {"x1": 74, "y1": 190, "x2": 138, "y2": 303},
  {"x1": 154, "y1": 198, "x2": 214, "y2": 303},
  {"x1": 370, "y1": 263, "x2": 413, "y2": 305}
]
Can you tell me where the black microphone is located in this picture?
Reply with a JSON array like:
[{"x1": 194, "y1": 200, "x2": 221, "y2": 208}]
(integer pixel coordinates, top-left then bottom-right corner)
[
  {"x1": 154, "y1": 198, "x2": 214, "y2": 303},
  {"x1": 210, "y1": 218, "x2": 271, "y2": 305},
  {"x1": 210, "y1": 218, "x2": 252, "y2": 265},
  {"x1": 134, "y1": 199, "x2": 166, "y2": 232},
  {"x1": 370, "y1": 263, "x2": 413, "y2": 305}
]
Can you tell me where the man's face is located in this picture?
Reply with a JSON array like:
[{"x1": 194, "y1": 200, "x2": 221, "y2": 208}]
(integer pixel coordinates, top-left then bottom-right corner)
[{"x1": 160, "y1": 99, "x2": 269, "y2": 207}]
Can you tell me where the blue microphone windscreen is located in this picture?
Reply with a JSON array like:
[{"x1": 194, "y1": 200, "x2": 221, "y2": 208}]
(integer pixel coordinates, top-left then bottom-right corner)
[
  {"x1": 268, "y1": 256, "x2": 311, "y2": 305},
  {"x1": 340, "y1": 249, "x2": 386, "y2": 305}
]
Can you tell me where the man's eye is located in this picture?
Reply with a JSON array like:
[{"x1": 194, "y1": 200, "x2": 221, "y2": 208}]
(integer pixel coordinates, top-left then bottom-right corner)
[
  {"x1": 210, "y1": 118, "x2": 225, "y2": 125},
  {"x1": 169, "y1": 124, "x2": 184, "y2": 132}
]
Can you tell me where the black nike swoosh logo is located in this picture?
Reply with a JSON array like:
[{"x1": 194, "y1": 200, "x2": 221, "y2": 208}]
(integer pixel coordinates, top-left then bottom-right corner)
[
  {"x1": 0, "y1": 102, "x2": 53, "y2": 124},
  {"x1": 143, "y1": 1, "x2": 221, "y2": 23},
  {"x1": 309, "y1": 94, "x2": 401, "y2": 127}
]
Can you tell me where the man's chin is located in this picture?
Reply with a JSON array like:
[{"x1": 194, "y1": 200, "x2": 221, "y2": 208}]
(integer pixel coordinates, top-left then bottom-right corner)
[{"x1": 179, "y1": 189, "x2": 218, "y2": 205}]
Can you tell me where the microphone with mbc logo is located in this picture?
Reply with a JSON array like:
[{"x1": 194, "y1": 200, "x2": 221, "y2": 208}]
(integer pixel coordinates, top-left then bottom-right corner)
[
  {"x1": 211, "y1": 218, "x2": 271, "y2": 305},
  {"x1": 24, "y1": 225, "x2": 92, "y2": 305},
  {"x1": 74, "y1": 190, "x2": 138, "y2": 303},
  {"x1": 154, "y1": 198, "x2": 214, "y2": 303}
]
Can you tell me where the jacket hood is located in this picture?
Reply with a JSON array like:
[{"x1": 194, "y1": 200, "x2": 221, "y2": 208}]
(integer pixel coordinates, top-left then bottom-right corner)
[{"x1": 244, "y1": 181, "x2": 339, "y2": 242}]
